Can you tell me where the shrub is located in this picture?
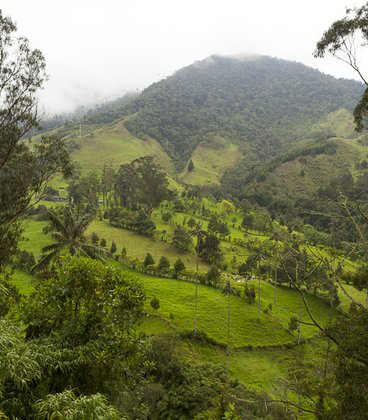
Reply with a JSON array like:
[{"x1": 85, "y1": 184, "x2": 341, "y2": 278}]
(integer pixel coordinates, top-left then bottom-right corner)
[
  {"x1": 173, "y1": 258, "x2": 186, "y2": 277},
  {"x1": 144, "y1": 253, "x2": 155, "y2": 267},
  {"x1": 244, "y1": 284, "x2": 256, "y2": 304},
  {"x1": 110, "y1": 240, "x2": 117, "y2": 254},
  {"x1": 91, "y1": 231, "x2": 99, "y2": 244},
  {"x1": 158, "y1": 256, "x2": 170, "y2": 271},
  {"x1": 150, "y1": 297, "x2": 160, "y2": 311}
]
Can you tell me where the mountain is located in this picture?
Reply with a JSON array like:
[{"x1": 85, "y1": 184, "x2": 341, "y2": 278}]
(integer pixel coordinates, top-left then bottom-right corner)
[
  {"x1": 37, "y1": 54, "x2": 365, "y2": 199},
  {"x1": 120, "y1": 54, "x2": 363, "y2": 179}
]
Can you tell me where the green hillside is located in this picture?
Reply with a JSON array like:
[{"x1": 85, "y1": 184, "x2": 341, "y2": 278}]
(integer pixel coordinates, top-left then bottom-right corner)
[
  {"x1": 121, "y1": 55, "x2": 363, "y2": 177},
  {"x1": 71, "y1": 120, "x2": 174, "y2": 173}
]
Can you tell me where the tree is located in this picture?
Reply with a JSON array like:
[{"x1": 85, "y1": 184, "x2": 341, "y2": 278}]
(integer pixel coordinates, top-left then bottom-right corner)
[
  {"x1": 0, "y1": 258, "x2": 146, "y2": 418},
  {"x1": 222, "y1": 280, "x2": 236, "y2": 373},
  {"x1": 67, "y1": 172, "x2": 100, "y2": 216},
  {"x1": 150, "y1": 297, "x2": 160, "y2": 311},
  {"x1": 208, "y1": 215, "x2": 230, "y2": 238},
  {"x1": 100, "y1": 165, "x2": 115, "y2": 209},
  {"x1": 144, "y1": 252, "x2": 155, "y2": 267},
  {"x1": 220, "y1": 199, "x2": 235, "y2": 216},
  {"x1": 172, "y1": 225, "x2": 193, "y2": 251},
  {"x1": 206, "y1": 265, "x2": 222, "y2": 286},
  {"x1": 34, "y1": 206, "x2": 108, "y2": 270},
  {"x1": 158, "y1": 255, "x2": 170, "y2": 271},
  {"x1": 110, "y1": 240, "x2": 117, "y2": 254},
  {"x1": 91, "y1": 231, "x2": 99, "y2": 244},
  {"x1": 173, "y1": 258, "x2": 186, "y2": 277},
  {"x1": 244, "y1": 283, "x2": 256, "y2": 304},
  {"x1": 24, "y1": 256, "x2": 146, "y2": 342},
  {"x1": 315, "y1": 3, "x2": 368, "y2": 131},
  {"x1": 241, "y1": 214, "x2": 254, "y2": 231},
  {"x1": 0, "y1": 11, "x2": 70, "y2": 268},
  {"x1": 187, "y1": 159, "x2": 194, "y2": 172},
  {"x1": 116, "y1": 156, "x2": 172, "y2": 216},
  {"x1": 190, "y1": 221, "x2": 208, "y2": 336},
  {"x1": 197, "y1": 232, "x2": 222, "y2": 264}
]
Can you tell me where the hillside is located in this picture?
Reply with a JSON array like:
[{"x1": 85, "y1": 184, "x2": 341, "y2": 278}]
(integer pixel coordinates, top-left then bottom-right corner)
[
  {"x1": 32, "y1": 55, "x2": 365, "y2": 194},
  {"x1": 120, "y1": 54, "x2": 363, "y2": 176}
]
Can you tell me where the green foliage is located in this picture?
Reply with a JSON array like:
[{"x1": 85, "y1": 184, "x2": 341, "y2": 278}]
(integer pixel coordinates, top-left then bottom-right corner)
[
  {"x1": 172, "y1": 225, "x2": 193, "y2": 251},
  {"x1": 0, "y1": 276, "x2": 21, "y2": 317},
  {"x1": 108, "y1": 207, "x2": 156, "y2": 235},
  {"x1": 315, "y1": 3, "x2": 368, "y2": 131},
  {"x1": 0, "y1": 10, "x2": 71, "y2": 269},
  {"x1": 0, "y1": 266, "x2": 145, "y2": 418},
  {"x1": 116, "y1": 156, "x2": 172, "y2": 216},
  {"x1": 110, "y1": 240, "x2": 117, "y2": 254},
  {"x1": 325, "y1": 304, "x2": 368, "y2": 419},
  {"x1": 161, "y1": 211, "x2": 172, "y2": 222},
  {"x1": 34, "y1": 390, "x2": 122, "y2": 420},
  {"x1": 34, "y1": 206, "x2": 108, "y2": 270},
  {"x1": 197, "y1": 233, "x2": 222, "y2": 264},
  {"x1": 91, "y1": 231, "x2": 99, "y2": 244},
  {"x1": 187, "y1": 159, "x2": 194, "y2": 172},
  {"x1": 67, "y1": 172, "x2": 100, "y2": 216},
  {"x1": 244, "y1": 284, "x2": 256, "y2": 304},
  {"x1": 150, "y1": 297, "x2": 160, "y2": 311},
  {"x1": 205, "y1": 265, "x2": 222, "y2": 286},
  {"x1": 173, "y1": 258, "x2": 186, "y2": 277},
  {"x1": 123, "y1": 55, "x2": 362, "y2": 177},
  {"x1": 146, "y1": 334, "x2": 287, "y2": 419},
  {"x1": 157, "y1": 256, "x2": 170, "y2": 271},
  {"x1": 22, "y1": 257, "x2": 146, "y2": 346},
  {"x1": 208, "y1": 215, "x2": 230, "y2": 237},
  {"x1": 144, "y1": 253, "x2": 155, "y2": 267}
]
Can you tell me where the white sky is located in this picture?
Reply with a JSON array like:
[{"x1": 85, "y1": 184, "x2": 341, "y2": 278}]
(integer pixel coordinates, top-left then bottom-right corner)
[{"x1": 0, "y1": 0, "x2": 365, "y2": 114}]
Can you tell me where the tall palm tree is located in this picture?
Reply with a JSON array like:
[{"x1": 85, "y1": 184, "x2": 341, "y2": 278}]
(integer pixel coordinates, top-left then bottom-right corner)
[
  {"x1": 222, "y1": 279, "x2": 235, "y2": 373},
  {"x1": 34, "y1": 206, "x2": 109, "y2": 270},
  {"x1": 190, "y1": 221, "x2": 207, "y2": 337}
]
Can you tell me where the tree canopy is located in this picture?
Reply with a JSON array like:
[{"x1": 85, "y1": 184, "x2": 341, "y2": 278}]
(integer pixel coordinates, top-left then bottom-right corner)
[{"x1": 315, "y1": 2, "x2": 368, "y2": 131}]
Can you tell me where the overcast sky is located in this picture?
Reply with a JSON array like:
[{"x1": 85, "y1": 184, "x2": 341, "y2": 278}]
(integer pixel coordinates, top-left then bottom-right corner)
[{"x1": 1, "y1": 0, "x2": 365, "y2": 114}]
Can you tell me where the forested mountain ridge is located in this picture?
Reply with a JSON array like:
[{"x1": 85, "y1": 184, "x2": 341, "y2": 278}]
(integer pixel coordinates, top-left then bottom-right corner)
[{"x1": 120, "y1": 54, "x2": 364, "y2": 172}]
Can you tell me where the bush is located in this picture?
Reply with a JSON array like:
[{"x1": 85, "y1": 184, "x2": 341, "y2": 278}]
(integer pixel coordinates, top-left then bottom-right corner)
[
  {"x1": 110, "y1": 241, "x2": 117, "y2": 254},
  {"x1": 150, "y1": 297, "x2": 160, "y2": 311},
  {"x1": 100, "y1": 238, "x2": 106, "y2": 247},
  {"x1": 91, "y1": 232, "x2": 99, "y2": 244},
  {"x1": 158, "y1": 256, "x2": 170, "y2": 271},
  {"x1": 244, "y1": 284, "x2": 256, "y2": 304},
  {"x1": 144, "y1": 253, "x2": 155, "y2": 267},
  {"x1": 206, "y1": 265, "x2": 221, "y2": 286},
  {"x1": 173, "y1": 258, "x2": 186, "y2": 277},
  {"x1": 162, "y1": 212, "x2": 172, "y2": 223}
]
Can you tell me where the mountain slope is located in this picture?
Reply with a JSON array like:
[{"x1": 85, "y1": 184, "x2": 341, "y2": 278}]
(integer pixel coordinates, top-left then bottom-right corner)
[{"x1": 121, "y1": 54, "x2": 363, "y2": 175}]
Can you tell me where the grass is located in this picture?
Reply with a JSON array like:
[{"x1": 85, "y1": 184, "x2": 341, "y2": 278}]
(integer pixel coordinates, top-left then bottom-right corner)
[
  {"x1": 10, "y1": 269, "x2": 34, "y2": 295},
  {"x1": 179, "y1": 138, "x2": 241, "y2": 186},
  {"x1": 18, "y1": 219, "x2": 51, "y2": 258},
  {"x1": 86, "y1": 219, "x2": 209, "y2": 271},
  {"x1": 71, "y1": 120, "x2": 174, "y2": 174},
  {"x1": 120, "y1": 265, "x2": 335, "y2": 348}
]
